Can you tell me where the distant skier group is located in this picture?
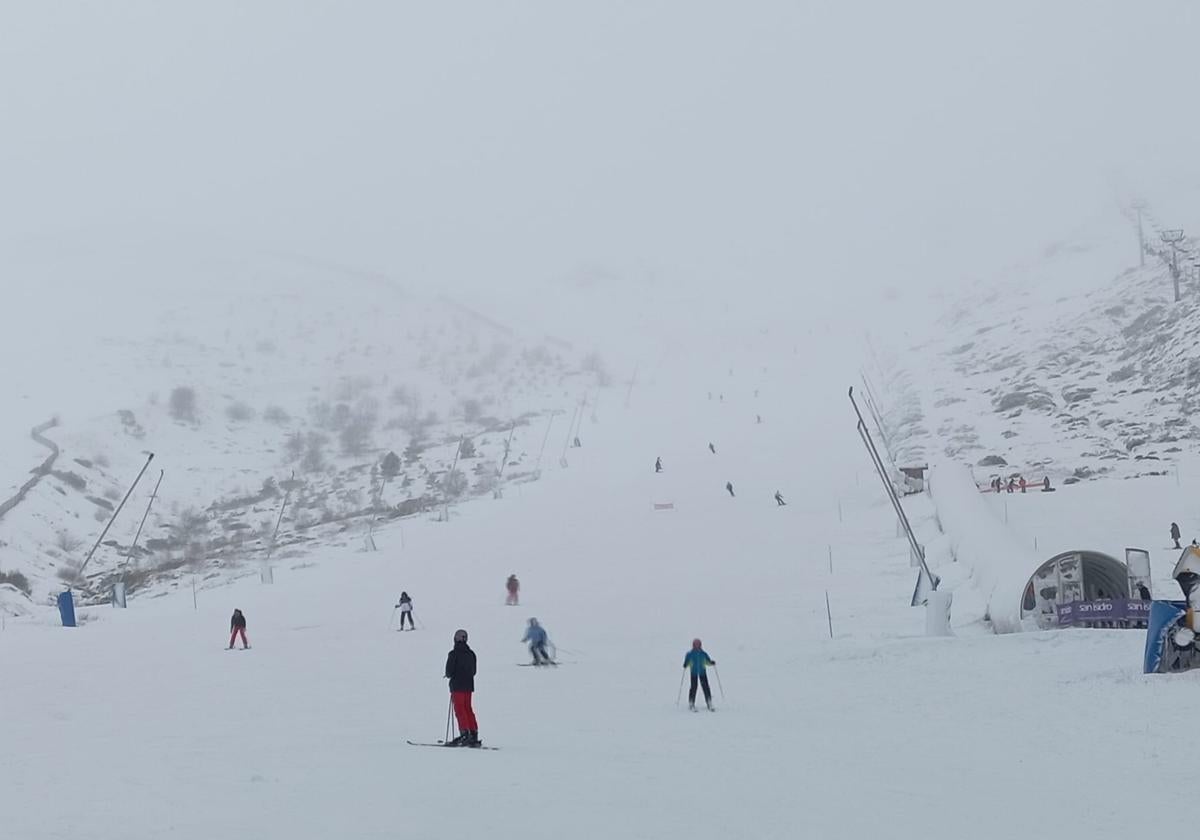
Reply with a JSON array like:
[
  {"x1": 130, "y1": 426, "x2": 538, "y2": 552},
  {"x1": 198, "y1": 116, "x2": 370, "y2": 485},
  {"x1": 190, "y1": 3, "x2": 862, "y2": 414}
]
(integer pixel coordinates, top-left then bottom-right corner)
[{"x1": 654, "y1": 451, "x2": 785, "y2": 507}]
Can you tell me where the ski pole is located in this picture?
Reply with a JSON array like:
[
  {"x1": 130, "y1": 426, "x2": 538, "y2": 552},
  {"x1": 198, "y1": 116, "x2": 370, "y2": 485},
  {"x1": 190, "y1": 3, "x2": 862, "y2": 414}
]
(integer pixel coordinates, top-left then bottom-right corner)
[
  {"x1": 388, "y1": 607, "x2": 397, "y2": 630},
  {"x1": 675, "y1": 669, "x2": 686, "y2": 706},
  {"x1": 445, "y1": 697, "x2": 454, "y2": 743},
  {"x1": 712, "y1": 665, "x2": 726, "y2": 702}
]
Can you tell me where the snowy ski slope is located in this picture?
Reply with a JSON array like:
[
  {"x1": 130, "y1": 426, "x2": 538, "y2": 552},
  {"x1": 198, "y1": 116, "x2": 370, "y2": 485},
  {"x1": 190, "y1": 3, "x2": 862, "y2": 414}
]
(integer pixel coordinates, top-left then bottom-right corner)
[{"x1": 3, "y1": 307, "x2": 1192, "y2": 840}]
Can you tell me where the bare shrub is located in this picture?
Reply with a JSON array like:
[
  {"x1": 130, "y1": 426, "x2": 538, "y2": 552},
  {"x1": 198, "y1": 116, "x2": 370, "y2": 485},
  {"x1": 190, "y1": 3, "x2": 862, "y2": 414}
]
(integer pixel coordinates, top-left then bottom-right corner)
[
  {"x1": 0, "y1": 569, "x2": 31, "y2": 596},
  {"x1": 459, "y1": 438, "x2": 477, "y2": 459},
  {"x1": 443, "y1": 469, "x2": 468, "y2": 498},
  {"x1": 55, "y1": 530, "x2": 83, "y2": 553},
  {"x1": 581, "y1": 352, "x2": 612, "y2": 386},
  {"x1": 263, "y1": 405, "x2": 291, "y2": 425},
  {"x1": 226, "y1": 401, "x2": 256, "y2": 422},
  {"x1": 169, "y1": 387, "x2": 199, "y2": 423},
  {"x1": 301, "y1": 433, "x2": 329, "y2": 473}
]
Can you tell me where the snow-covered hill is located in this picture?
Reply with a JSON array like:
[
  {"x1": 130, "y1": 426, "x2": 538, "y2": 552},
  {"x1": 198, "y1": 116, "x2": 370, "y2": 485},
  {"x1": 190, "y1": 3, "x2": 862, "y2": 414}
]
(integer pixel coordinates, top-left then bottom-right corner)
[
  {"x1": 880, "y1": 204, "x2": 1200, "y2": 486},
  {"x1": 0, "y1": 246, "x2": 612, "y2": 609}
]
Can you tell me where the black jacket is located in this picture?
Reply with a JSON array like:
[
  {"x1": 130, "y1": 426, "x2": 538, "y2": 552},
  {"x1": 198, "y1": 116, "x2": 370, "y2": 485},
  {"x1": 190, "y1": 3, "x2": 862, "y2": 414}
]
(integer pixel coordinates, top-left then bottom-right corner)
[
  {"x1": 231, "y1": 611, "x2": 246, "y2": 630},
  {"x1": 445, "y1": 641, "x2": 476, "y2": 692},
  {"x1": 1172, "y1": 523, "x2": 1182, "y2": 540}
]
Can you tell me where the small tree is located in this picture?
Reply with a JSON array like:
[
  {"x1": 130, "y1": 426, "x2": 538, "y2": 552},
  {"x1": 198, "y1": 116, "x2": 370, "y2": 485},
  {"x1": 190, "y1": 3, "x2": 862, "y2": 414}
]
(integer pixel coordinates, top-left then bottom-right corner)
[
  {"x1": 403, "y1": 438, "x2": 424, "y2": 464},
  {"x1": 443, "y1": 469, "x2": 468, "y2": 498},
  {"x1": 169, "y1": 387, "x2": 198, "y2": 423},
  {"x1": 459, "y1": 438, "x2": 477, "y2": 459},
  {"x1": 301, "y1": 434, "x2": 328, "y2": 473},
  {"x1": 380, "y1": 451, "x2": 402, "y2": 480},
  {"x1": 263, "y1": 405, "x2": 291, "y2": 425}
]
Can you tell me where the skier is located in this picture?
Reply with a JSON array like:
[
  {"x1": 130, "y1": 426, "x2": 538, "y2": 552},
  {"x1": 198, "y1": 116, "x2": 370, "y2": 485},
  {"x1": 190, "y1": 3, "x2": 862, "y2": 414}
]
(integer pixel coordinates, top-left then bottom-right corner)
[
  {"x1": 1138, "y1": 582, "x2": 1153, "y2": 601},
  {"x1": 396, "y1": 591, "x2": 415, "y2": 630},
  {"x1": 774, "y1": 490, "x2": 786, "y2": 506},
  {"x1": 1172, "y1": 523, "x2": 1183, "y2": 550},
  {"x1": 445, "y1": 629, "x2": 480, "y2": 746},
  {"x1": 682, "y1": 638, "x2": 716, "y2": 711},
  {"x1": 1042, "y1": 476, "x2": 1051, "y2": 492},
  {"x1": 1006, "y1": 478, "x2": 1016, "y2": 494},
  {"x1": 725, "y1": 481, "x2": 735, "y2": 498},
  {"x1": 506, "y1": 574, "x2": 520, "y2": 606},
  {"x1": 1019, "y1": 477, "x2": 1027, "y2": 494},
  {"x1": 228, "y1": 608, "x2": 249, "y2": 650},
  {"x1": 708, "y1": 442, "x2": 716, "y2": 454},
  {"x1": 655, "y1": 457, "x2": 663, "y2": 473},
  {"x1": 522, "y1": 617, "x2": 553, "y2": 665}
]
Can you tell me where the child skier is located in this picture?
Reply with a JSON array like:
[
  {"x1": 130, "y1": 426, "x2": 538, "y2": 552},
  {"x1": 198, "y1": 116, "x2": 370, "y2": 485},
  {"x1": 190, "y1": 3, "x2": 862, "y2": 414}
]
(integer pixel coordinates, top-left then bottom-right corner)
[
  {"x1": 522, "y1": 617, "x2": 553, "y2": 665},
  {"x1": 683, "y1": 638, "x2": 716, "y2": 711},
  {"x1": 396, "y1": 592, "x2": 414, "y2": 630},
  {"x1": 228, "y1": 609, "x2": 250, "y2": 650},
  {"x1": 655, "y1": 457, "x2": 663, "y2": 473},
  {"x1": 506, "y1": 574, "x2": 520, "y2": 606},
  {"x1": 445, "y1": 629, "x2": 480, "y2": 746},
  {"x1": 774, "y1": 490, "x2": 786, "y2": 506}
]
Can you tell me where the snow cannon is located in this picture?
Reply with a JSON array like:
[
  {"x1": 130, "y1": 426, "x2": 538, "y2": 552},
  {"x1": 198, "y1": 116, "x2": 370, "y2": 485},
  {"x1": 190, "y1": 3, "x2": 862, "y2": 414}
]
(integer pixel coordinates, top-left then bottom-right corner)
[{"x1": 1143, "y1": 548, "x2": 1200, "y2": 674}]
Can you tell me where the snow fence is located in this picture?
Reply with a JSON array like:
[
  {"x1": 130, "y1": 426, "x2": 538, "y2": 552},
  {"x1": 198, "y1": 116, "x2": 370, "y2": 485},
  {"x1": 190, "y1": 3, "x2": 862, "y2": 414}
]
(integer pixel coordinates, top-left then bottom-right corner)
[{"x1": 926, "y1": 463, "x2": 1040, "y2": 633}]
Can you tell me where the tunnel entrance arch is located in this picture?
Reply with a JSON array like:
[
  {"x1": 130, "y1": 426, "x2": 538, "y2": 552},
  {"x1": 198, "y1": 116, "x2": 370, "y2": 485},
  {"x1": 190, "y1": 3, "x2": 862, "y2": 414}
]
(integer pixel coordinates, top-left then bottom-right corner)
[{"x1": 1020, "y1": 551, "x2": 1129, "y2": 630}]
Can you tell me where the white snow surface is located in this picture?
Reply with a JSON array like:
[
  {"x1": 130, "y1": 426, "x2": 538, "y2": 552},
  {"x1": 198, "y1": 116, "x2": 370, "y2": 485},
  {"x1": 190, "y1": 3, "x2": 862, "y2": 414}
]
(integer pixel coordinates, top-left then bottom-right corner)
[{"x1": 2, "y1": 314, "x2": 1191, "y2": 840}]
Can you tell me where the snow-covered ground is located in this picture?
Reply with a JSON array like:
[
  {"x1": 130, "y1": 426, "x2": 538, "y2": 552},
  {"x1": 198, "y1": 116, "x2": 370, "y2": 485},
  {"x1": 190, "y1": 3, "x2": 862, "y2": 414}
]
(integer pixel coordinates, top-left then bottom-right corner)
[{"x1": 2, "y1": 305, "x2": 1191, "y2": 840}]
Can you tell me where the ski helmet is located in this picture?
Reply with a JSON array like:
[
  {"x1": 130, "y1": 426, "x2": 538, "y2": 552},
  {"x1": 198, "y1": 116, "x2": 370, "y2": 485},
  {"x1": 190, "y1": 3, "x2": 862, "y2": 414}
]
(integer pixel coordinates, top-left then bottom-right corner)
[
  {"x1": 529, "y1": 617, "x2": 538, "y2": 626},
  {"x1": 454, "y1": 629, "x2": 468, "y2": 643},
  {"x1": 692, "y1": 638, "x2": 702, "y2": 649}
]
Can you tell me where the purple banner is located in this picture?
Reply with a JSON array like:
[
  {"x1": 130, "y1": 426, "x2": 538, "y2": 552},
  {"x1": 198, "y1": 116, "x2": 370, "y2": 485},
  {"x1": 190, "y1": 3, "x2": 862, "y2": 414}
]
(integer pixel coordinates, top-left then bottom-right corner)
[{"x1": 1057, "y1": 599, "x2": 1150, "y2": 627}]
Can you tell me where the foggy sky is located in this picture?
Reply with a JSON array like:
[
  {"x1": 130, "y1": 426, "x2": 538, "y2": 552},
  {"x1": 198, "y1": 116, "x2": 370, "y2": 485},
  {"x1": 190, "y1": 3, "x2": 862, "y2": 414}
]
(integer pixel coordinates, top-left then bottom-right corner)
[{"x1": 4, "y1": 1, "x2": 1199, "y2": 308}]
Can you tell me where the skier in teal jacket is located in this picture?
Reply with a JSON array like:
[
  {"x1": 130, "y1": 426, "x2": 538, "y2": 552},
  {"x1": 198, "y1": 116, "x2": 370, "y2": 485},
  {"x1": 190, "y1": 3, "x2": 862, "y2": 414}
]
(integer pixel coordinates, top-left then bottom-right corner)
[{"x1": 682, "y1": 638, "x2": 716, "y2": 710}]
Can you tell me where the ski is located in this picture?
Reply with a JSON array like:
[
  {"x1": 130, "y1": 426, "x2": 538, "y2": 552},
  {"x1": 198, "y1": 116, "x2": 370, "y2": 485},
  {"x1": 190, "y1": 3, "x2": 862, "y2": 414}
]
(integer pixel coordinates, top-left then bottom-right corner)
[
  {"x1": 517, "y1": 661, "x2": 561, "y2": 667},
  {"x1": 406, "y1": 740, "x2": 500, "y2": 751}
]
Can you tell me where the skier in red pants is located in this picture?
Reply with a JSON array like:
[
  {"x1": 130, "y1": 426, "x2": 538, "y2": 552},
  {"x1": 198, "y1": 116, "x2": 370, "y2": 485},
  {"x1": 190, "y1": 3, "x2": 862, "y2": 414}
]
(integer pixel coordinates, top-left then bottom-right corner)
[
  {"x1": 228, "y1": 609, "x2": 250, "y2": 649},
  {"x1": 445, "y1": 629, "x2": 480, "y2": 746}
]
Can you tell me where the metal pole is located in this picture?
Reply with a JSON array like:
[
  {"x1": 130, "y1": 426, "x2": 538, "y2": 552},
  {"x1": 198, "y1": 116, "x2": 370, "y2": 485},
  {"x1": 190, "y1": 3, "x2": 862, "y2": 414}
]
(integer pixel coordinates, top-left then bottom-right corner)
[
  {"x1": 828, "y1": 545, "x2": 833, "y2": 574},
  {"x1": 825, "y1": 591, "x2": 834, "y2": 639},
  {"x1": 78, "y1": 453, "x2": 155, "y2": 579},
  {"x1": 1136, "y1": 203, "x2": 1145, "y2": 268},
  {"x1": 849, "y1": 388, "x2": 935, "y2": 588},
  {"x1": 675, "y1": 669, "x2": 686, "y2": 706},
  {"x1": 497, "y1": 422, "x2": 516, "y2": 477},
  {"x1": 534, "y1": 412, "x2": 555, "y2": 472},
  {"x1": 123, "y1": 469, "x2": 164, "y2": 569},
  {"x1": 266, "y1": 471, "x2": 295, "y2": 561}
]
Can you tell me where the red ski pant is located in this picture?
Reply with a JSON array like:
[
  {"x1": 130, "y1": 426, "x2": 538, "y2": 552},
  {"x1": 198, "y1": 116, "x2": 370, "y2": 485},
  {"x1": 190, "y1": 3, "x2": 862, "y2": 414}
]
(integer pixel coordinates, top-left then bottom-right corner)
[
  {"x1": 229, "y1": 628, "x2": 249, "y2": 648},
  {"x1": 451, "y1": 691, "x2": 477, "y2": 732},
  {"x1": 505, "y1": 592, "x2": 519, "y2": 605}
]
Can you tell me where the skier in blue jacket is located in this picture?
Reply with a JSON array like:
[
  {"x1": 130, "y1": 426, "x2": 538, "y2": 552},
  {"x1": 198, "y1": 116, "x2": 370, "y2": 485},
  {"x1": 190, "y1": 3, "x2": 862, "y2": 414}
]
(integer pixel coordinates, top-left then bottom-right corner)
[
  {"x1": 683, "y1": 638, "x2": 716, "y2": 710},
  {"x1": 522, "y1": 617, "x2": 554, "y2": 666}
]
